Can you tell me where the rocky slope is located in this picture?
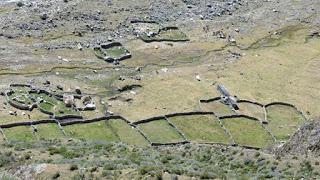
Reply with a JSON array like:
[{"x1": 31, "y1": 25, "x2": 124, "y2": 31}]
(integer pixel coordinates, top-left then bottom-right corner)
[{"x1": 278, "y1": 120, "x2": 320, "y2": 156}]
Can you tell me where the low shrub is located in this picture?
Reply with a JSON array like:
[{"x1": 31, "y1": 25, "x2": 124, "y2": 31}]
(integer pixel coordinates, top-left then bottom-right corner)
[
  {"x1": 52, "y1": 172, "x2": 60, "y2": 179},
  {"x1": 70, "y1": 164, "x2": 78, "y2": 171}
]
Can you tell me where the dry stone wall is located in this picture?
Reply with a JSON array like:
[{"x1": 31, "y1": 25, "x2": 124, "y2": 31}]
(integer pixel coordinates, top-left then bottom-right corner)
[{"x1": 0, "y1": 90, "x2": 309, "y2": 149}]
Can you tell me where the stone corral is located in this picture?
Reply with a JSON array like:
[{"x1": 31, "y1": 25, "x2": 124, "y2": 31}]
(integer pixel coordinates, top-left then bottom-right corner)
[
  {"x1": 131, "y1": 21, "x2": 189, "y2": 42},
  {"x1": 139, "y1": 26, "x2": 189, "y2": 42},
  {"x1": 4, "y1": 84, "x2": 97, "y2": 120},
  {"x1": 0, "y1": 85, "x2": 308, "y2": 149},
  {"x1": 94, "y1": 42, "x2": 132, "y2": 63}
]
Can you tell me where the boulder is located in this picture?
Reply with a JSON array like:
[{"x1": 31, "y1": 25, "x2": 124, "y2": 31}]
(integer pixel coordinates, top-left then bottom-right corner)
[
  {"x1": 82, "y1": 96, "x2": 92, "y2": 105},
  {"x1": 85, "y1": 103, "x2": 96, "y2": 110},
  {"x1": 63, "y1": 94, "x2": 75, "y2": 107}
]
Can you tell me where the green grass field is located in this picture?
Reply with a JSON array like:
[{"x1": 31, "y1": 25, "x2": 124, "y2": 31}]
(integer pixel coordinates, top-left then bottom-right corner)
[
  {"x1": 35, "y1": 123, "x2": 65, "y2": 140},
  {"x1": 54, "y1": 101, "x2": 80, "y2": 117},
  {"x1": 63, "y1": 121, "x2": 119, "y2": 142},
  {"x1": 2, "y1": 126, "x2": 35, "y2": 142},
  {"x1": 200, "y1": 101, "x2": 236, "y2": 117},
  {"x1": 237, "y1": 102, "x2": 265, "y2": 120},
  {"x1": 138, "y1": 120, "x2": 185, "y2": 144},
  {"x1": 38, "y1": 102, "x2": 54, "y2": 112},
  {"x1": 169, "y1": 115, "x2": 231, "y2": 144},
  {"x1": 94, "y1": 46, "x2": 128, "y2": 60},
  {"x1": 221, "y1": 118, "x2": 274, "y2": 148},
  {"x1": 0, "y1": 131, "x2": 5, "y2": 142},
  {"x1": 107, "y1": 119, "x2": 149, "y2": 146},
  {"x1": 105, "y1": 46, "x2": 128, "y2": 58},
  {"x1": 266, "y1": 105, "x2": 306, "y2": 141}
]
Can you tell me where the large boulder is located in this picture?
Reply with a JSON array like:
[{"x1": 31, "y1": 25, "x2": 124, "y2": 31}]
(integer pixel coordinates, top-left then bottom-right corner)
[{"x1": 63, "y1": 94, "x2": 75, "y2": 107}]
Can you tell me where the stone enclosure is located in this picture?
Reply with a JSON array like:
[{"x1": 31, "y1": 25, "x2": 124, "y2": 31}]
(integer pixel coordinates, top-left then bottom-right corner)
[
  {"x1": 131, "y1": 21, "x2": 189, "y2": 42},
  {"x1": 94, "y1": 42, "x2": 132, "y2": 63},
  {"x1": 0, "y1": 84, "x2": 308, "y2": 149}
]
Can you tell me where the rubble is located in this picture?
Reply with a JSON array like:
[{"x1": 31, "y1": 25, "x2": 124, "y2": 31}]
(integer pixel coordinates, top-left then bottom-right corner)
[{"x1": 63, "y1": 94, "x2": 75, "y2": 107}]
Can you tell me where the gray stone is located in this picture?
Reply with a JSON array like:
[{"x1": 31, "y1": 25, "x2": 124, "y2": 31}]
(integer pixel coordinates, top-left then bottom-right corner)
[
  {"x1": 63, "y1": 94, "x2": 75, "y2": 107},
  {"x1": 57, "y1": 85, "x2": 63, "y2": 91}
]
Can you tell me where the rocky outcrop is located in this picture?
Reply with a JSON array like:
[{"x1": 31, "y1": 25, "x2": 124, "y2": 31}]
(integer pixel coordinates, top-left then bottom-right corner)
[{"x1": 277, "y1": 120, "x2": 320, "y2": 156}]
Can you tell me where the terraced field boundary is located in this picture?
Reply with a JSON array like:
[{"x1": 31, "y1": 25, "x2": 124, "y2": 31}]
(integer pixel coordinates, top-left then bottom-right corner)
[
  {"x1": 0, "y1": 93, "x2": 308, "y2": 149},
  {"x1": 265, "y1": 102, "x2": 308, "y2": 122},
  {"x1": 199, "y1": 97, "x2": 308, "y2": 143}
]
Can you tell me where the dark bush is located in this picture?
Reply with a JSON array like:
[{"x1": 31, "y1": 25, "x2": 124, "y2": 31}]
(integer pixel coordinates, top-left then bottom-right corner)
[
  {"x1": 52, "y1": 172, "x2": 60, "y2": 179},
  {"x1": 16, "y1": 2, "x2": 24, "y2": 7},
  {"x1": 70, "y1": 164, "x2": 78, "y2": 171}
]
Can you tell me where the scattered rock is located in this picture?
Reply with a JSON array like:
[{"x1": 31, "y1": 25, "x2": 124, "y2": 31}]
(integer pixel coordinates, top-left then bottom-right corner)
[
  {"x1": 43, "y1": 80, "x2": 50, "y2": 85},
  {"x1": 77, "y1": 43, "x2": 83, "y2": 51},
  {"x1": 9, "y1": 111, "x2": 17, "y2": 116},
  {"x1": 213, "y1": 30, "x2": 226, "y2": 39},
  {"x1": 277, "y1": 120, "x2": 320, "y2": 156},
  {"x1": 228, "y1": 36, "x2": 236, "y2": 44},
  {"x1": 107, "y1": 36, "x2": 113, "y2": 41},
  {"x1": 107, "y1": 110, "x2": 114, "y2": 115},
  {"x1": 130, "y1": 91, "x2": 136, "y2": 95},
  {"x1": 56, "y1": 85, "x2": 63, "y2": 91},
  {"x1": 62, "y1": 58, "x2": 70, "y2": 62},
  {"x1": 161, "y1": 68, "x2": 168, "y2": 73},
  {"x1": 196, "y1": 75, "x2": 201, "y2": 81},
  {"x1": 40, "y1": 14, "x2": 48, "y2": 21},
  {"x1": 82, "y1": 96, "x2": 92, "y2": 105},
  {"x1": 85, "y1": 103, "x2": 96, "y2": 110},
  {"x1": 118, "y1": 76, "x2": 125, "y2": 81},
  {"x1": 117, "y1": 84, "x2": 142, "y2": 92}
]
